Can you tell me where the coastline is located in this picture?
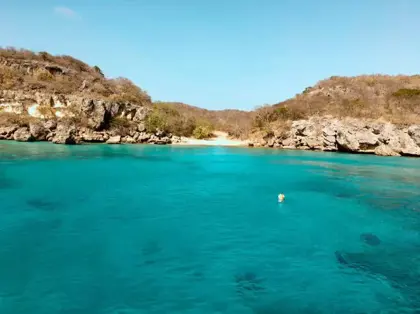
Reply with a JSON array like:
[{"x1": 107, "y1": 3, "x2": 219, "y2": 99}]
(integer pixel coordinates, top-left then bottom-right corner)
[{"x1": 172, "y1": 131, "x2": 248, "y2": 147}]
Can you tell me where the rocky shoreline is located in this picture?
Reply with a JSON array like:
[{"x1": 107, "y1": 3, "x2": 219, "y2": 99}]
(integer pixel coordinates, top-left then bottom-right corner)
[
  {"x1": 249, "y1": 116, "x2": 420, "y2": 157},
  {"x1": 2, "y1": 93, "x2": 420, "y2": 157},
  {"x1": 0, "y1": 90, "x2": 181, "y2": 145},
  {"x1": 0, "y1": 122, "x2": 178, "y2": 145}
]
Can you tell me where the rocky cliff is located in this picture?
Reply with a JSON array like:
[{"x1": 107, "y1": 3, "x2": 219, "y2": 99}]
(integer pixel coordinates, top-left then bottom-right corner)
[
  {"x1": 249, "y1": 116, "x2": 420, "y2": 157},
  {"x1": 0, "y1": 48, "x2": 176, "y2": 145},
  {"x1": 2, "y1": 48, "x2": 420, "y2": 157},
  {"x1": 0, "y1": 90, "x2": 175, "y2": 145}
]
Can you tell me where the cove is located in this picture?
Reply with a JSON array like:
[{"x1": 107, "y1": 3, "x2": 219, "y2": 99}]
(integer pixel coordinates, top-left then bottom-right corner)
[{"x1": 1, "y1": 142, "x2": 420, "y2": 313}]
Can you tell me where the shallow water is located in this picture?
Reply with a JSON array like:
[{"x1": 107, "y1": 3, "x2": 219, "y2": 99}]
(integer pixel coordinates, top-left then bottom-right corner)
[{"x1": 1, "y1": 141, "x2": 420, "y2": 313}]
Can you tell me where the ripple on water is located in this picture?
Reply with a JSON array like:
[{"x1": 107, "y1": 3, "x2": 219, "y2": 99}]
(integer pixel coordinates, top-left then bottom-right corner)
[{"x1": 0, "y1": 142, "x2": 420, "y2": 313}]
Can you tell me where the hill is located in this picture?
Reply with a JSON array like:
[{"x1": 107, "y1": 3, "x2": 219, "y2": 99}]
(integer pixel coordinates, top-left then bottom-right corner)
[
  {"x1": 254, "y1": 75, "x2": 420, "y2": 131},
  {"x1": 250, "y1": 75, "x2": 420, "y2": 156},
  {"x1": 1, "y1": 47, "x2": 420, "y2": 156}
]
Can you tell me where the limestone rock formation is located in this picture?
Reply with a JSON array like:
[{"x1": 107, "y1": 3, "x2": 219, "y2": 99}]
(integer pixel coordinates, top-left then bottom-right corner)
[
  {"x1": 52, "y1": 124, "x2": 78, "y2": 144},
  {"x1": 0, "y1": 125, "x2": 19, "y2": 140},
  {"x1": 374, "y1": 145, "x2": 400, "y2": 157},
  {"x1": 13, "y1": 127, "x2": 33, "y2": 142},
  {"x1": 29, "y1": 122, "x2": 47, "y2": 141},
  {"x1": 106, "y1": 135, "x2": 121, "y2": 144},
  {"x1": 249, "y1": 117, "x2": 420, "y2": 157}
]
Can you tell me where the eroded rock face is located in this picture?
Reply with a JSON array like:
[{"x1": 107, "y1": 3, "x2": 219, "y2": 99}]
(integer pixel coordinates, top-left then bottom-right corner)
[
  {"x1": 29, "y1": 122, "x2": 47, "y2": 141},
  {"x1": 106, "y1": 135, "x2": 121, "y2": 144},
  {"x1": 13, "y1": 127, "x2": 33, "y2": 142},
  {"x1": 0, "y1": 89, "x2": 172, "y2": 146},
  {"x1": 79, "y1": 128, "x2": 107, "y2": 143},
  {"x1": 52, "y1": 124, "x2": 77, "y2": 144},
  {"x1": 408, "y1": 126, "x2": 420, "y2": 146},
  {"x1": 249, "y1": 117, "x2": 420, "y2": 157},
  {"x1": 0, "y1": 125, "x2": 19, "y2": 139},
  {"x1": 374, "y1": 145, "x2": 400, "y2": 157}
]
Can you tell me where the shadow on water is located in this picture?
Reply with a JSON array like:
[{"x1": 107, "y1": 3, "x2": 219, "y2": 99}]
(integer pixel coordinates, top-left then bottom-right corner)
[
  {"x1": 26, "y1": 198, "x2": 60, "y2": 211},
  {"x1": 0, "y1": 176, "x2": 19, "y2": 190},
  {"x1": 335, "y1": 245, "x2": 420, "y2": 311},
  {"x1": 235, "y1": 270, "x2": 265, "y2": 297}
]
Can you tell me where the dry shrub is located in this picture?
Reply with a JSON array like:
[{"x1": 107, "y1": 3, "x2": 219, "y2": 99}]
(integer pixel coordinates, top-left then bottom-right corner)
[
  {"x1": 0, "y1": 112, "x2": 35, "y2": 127},
  {"x1": 37, "y1": 105, "x2": 56, "y2": 119},
  {"x1": 34, "y1": 68, "x2": 54, "y2": 81},
  {"x1": 0, "y1": 47, "x2": 152, "y2": 106}
]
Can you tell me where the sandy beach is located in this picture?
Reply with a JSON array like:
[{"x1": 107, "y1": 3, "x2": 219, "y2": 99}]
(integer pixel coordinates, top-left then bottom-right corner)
[{"x1": 172, "y1": 131, "x2": 248, "y2": 147}]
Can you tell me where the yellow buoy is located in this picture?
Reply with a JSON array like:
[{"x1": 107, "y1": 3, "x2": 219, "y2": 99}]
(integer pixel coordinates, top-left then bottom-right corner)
[{"x1": 278, "y1": 193, "x2": 285, "y2": 203}]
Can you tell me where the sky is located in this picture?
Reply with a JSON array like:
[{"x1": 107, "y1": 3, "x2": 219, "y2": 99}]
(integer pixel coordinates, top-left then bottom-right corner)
[{"x1": 1, "y1": 0, "x2": 420, "y2": 110}]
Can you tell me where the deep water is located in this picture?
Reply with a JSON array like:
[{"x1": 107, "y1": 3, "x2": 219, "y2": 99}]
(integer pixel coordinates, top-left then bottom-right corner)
[{"x1": 1, "y1": 141, "x2": 420, "y2": 314}]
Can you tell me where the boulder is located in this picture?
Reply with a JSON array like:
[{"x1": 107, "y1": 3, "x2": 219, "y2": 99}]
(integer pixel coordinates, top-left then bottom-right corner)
[
  {"x1": 171, "y1": 136, "x2": 182, "y2": 144},
  {"x1": 374, "y1": 145, "x2": 400, "y2": 157},
  {"x1": 29, "y1": 122, "x2": 47, "y2": 140},
  {"x1": 52, "y1": 124, "x2": 77, "y2": 144},
  {"x1": 136, "y1": 132, "x2": 151, "y2": 143},
  {"x1": 155, "y1": 136, "x2": 171, "y2": 145},
  {"x1": 122, "y1": 136, "x2": 136, "y2": 144},
  {"x1": 387, "y1": 131, "x2": 420, "y2": 156},
  {"x1": 80, "y1": 129, "x2": 106, "y2": 143},
  {"x1": 336, "y1": 129, "x2": 359, "y2": 152},
  {"x1": 356, "y1": 131, "x2": 379, "y2": 152},
  {"x1": 282, "y1": 138, "x2": 296, "y2": 148},
  {"x1": 13, "y1": 127, "x2": 34, "y2": 142},
  {"x1": 0, "y1": 125, "x2": 19, "y2": 139},
  {"x1": 106, "y1": 135, "x2": 121, "y2": 144}
]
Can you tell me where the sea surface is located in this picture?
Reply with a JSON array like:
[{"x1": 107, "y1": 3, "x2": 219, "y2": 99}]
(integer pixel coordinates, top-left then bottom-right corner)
[{"x1": 1, "y1": 142, "x2": 420, "y2": 314}]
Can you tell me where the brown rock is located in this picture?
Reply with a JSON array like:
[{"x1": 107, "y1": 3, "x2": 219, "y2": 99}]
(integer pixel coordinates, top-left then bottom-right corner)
[
  {"x1": 408, "y1": 125, "x2": 420, "y2": 146},
  {"x1": 374, "y1": 145, "x2": 400, "y2": 157},
  {"x1": 137, "y1": 132, "x2": 151, "y2": 143},
  {"x1": 13, "y1": 127, "x2": 34, "y2": 142},
  {"x1": 80, "y1": 130, "x2": 106, "y2": 143},
  {"x1": 106, "y1": 135, "x2": 121, "y2": 144},
  {"x1": 0, "y1": 125, "x2": 19, "y2": 139},
  {"x1": 122, "y1": 136, "x2": 136, "y2": 144},
  {"x1": 43, "y1": 120, "x2": 57, "y2": 131},
  {"x1": 29, "y1": 122, "x2": 47, "y2": 140},
  {"x1": 52, "y1": 124, "x2": 77, "y2": 144}
]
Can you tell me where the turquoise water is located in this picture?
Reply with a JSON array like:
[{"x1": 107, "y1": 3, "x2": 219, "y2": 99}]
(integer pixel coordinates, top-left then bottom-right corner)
[{"x1": 1, "y1": 142, "x2": 420, "y2": 314}]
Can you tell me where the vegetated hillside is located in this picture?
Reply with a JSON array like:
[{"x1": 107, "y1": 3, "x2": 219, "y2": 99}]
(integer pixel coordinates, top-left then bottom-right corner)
[
  {"x1": 0, "y1": 47, "x2": 150, "y2": 105},
  {"x1": 0, "y1": 47, "x2": 253, "y2": 139},
  {"x1": 253, "y1": 75, "x2": 420, "y2": 134},
  {"x1": 151, "y1": 102, "x2": 253, "y2": 139},
  {"x1": 2, "y1": 47, "x2": 420, "y2": 142}
]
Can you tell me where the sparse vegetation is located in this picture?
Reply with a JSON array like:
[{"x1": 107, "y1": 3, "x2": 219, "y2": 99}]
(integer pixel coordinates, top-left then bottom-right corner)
[
  {"x1": 153, "y1": 101, "x2": 252, "y2": 139},
  {"x1": 253, "y1": 75, "x2": 420, "y2": 133},
  {"x1": 0, "y1": 112, "x2": 35, "y2": 127},
  {"x1": 145, "y1": 103, "x2": 212, "y2": 138},
  {"x1": 0, "y1": 47, "x2": 150, "y2": 105},
  {"x1": 2, "y1": 47, "x2": 420, "y2": 140}
]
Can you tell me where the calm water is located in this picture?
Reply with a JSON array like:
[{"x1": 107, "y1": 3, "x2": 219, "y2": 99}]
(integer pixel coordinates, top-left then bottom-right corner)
[{"x1": 1, "y1": 142, "x2": 420, "y2": 314}]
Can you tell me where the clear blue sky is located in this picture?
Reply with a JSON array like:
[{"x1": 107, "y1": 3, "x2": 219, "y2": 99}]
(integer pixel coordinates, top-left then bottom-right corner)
[{"x1": 1, "y1": 0, "x2": 419, "y2": 110}]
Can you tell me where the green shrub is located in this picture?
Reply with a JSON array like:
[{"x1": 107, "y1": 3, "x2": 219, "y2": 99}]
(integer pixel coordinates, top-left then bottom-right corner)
[{"x1": 192, "y1": 124, "x2": 213, "y2": 139}]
